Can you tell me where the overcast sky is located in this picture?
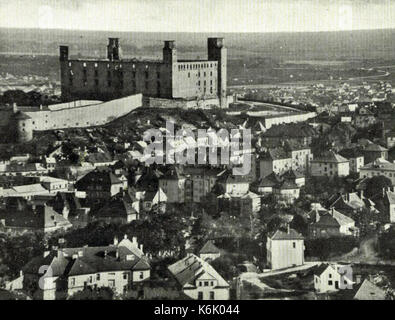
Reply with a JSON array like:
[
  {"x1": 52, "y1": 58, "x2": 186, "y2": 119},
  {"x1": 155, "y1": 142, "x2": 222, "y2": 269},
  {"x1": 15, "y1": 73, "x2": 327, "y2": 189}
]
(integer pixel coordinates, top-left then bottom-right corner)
[{"x1": 0, "y1": 0, "x2": 394, "y2": 33}]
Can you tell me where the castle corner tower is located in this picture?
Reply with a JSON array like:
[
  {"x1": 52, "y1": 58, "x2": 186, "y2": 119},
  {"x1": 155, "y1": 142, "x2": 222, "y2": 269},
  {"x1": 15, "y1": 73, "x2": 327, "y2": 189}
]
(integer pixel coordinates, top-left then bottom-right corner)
[{"x1": 208, "y1": 37, "x2": 227, "y2": 108}]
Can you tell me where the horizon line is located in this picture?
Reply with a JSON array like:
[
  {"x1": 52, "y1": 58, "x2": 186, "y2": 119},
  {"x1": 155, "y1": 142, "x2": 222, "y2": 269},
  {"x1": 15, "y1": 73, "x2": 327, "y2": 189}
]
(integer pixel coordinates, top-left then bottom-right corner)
[{"x1": 2, "y1": 26, "x2": 395, "y2": 35}]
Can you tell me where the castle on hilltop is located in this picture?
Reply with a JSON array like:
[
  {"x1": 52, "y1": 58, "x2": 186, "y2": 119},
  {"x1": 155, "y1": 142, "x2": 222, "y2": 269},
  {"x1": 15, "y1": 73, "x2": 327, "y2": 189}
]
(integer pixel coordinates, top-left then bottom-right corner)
[{"x1": 60, "y1": 37, "x2": 230, "y2": 108}]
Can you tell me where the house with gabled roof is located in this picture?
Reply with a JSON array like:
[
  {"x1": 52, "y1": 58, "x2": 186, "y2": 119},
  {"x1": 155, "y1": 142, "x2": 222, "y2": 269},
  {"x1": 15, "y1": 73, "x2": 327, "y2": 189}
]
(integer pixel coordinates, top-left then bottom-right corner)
[
  {"x1": 314, "y1": 263, "x2": 354, "y2": 293},
  {"x1": 266, "y1": 226, "x2": 305, "y2": 270},
  {"x1": 22, "y1": 235, "x2": 150, "y2": 300},
  {"x1": 199, "y1": 240, "x2": 221, "y2": 262},
  {"x1": 75, "y1": 166, "x2": 124, "y2": 202},
  {"x1": 0, "y1": 199, "x2": 72, "y2": 234},
  {"x1": 167, "y1": 253, "x2": 229, "y2": 300}
]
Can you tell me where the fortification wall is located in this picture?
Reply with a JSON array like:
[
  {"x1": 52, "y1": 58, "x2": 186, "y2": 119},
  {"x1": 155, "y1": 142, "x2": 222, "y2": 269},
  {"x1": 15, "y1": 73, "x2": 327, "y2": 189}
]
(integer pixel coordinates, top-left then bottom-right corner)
[
  {"x1": 48, "y1": 100, "x2": 102, "y2": 111},
  {"x1": 143, "y1": 95, "x2": 233, "y2": 109},
  {"x1": 24, "y1": 94, "x2": 142, "y2": 131}
]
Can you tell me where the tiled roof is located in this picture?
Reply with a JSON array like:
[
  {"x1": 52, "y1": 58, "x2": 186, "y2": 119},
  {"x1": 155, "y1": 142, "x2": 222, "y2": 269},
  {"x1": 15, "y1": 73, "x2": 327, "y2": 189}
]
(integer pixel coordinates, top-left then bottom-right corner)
[
  {"x1": 364, "y1": 144, "x2": 388, "y2": 152},
  {"x1": 269, "y1": 228, "x2": 304, "y2": 240},
  {"x1": 312, "y1": 151, "x2": 348, "y2": 163},
  {"x1": 354, "y1": 279, "x2": 387, "y2": 300},
  {"x1": 338, "y1": 148, "x2": 364, "y2": 159},
  {"x1": 23, "y1": 237, "x2": 149, "y2": 277},
  {"x1": 199, "y1": 240, "x2": 220, "y2": 254},
  {"x1": 168, "y1": 254, "x2": 229, "y2": 288}
]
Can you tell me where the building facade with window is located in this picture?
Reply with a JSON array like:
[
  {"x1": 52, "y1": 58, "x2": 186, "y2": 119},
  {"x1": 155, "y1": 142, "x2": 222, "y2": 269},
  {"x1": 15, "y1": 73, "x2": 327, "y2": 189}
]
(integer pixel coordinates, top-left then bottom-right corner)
[
  {"x1": 168, "y1": 254, "x2": 229, "y2": 300},
  {"x1": 22, "y1": 235, "x2": 150, "y2": 300},
  {"x1": 266, "y1": 228, "x2": 305, "y2": 270}
]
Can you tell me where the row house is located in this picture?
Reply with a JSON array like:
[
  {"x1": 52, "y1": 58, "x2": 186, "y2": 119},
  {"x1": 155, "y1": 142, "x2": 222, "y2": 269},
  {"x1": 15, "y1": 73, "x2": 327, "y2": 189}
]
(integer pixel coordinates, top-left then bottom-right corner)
[
  {"x1": 22, "y1": 235, "x2": 150, "y2": 300},
  {"x1": 359, "y1": 158, "x2": 395, "y2": 185}
]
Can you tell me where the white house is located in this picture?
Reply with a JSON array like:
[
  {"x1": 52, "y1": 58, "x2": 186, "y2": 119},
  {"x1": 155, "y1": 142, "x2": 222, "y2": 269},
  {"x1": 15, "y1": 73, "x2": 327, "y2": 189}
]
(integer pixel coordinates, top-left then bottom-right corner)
[
  {"x1": 168, "y1": 254, "x2": 230, "y2": 300},
  {"x1": 22, "y1": 235, "x2": 150, "y2": 300},
  {"x1": 266, "y1": 227, "x2": 305, "y2": 270},
  {"x1": 314, "y1": 263, "x2": 354, "y2": 293},
  {"x1": 359, "y1": 159, "x2": 395, "y2": 185},
  {"x1": 310, "y1": 151, "x2": 350, "y2": 177}
]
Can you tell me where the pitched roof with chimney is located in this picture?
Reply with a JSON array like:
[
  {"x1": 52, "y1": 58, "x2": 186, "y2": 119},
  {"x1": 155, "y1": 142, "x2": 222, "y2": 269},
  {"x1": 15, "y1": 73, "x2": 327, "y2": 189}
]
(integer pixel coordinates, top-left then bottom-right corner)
[{"x1": 23, "y1": 235, "x2": 149, "y2": 277}]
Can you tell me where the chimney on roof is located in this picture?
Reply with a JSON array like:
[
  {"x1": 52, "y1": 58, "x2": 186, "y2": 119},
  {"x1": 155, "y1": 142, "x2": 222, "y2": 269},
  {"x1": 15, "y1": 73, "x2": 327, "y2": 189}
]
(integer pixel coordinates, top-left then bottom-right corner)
[
  {"x1": 331, "y1": 207, "x2": 335, "y2": 216},
  {"x1": 12, "y1": 103, "x2": 18, "y2": 114},
  {"x1": 124, "y1": 234, "x2": 128, "y2": 240},
  {"x1": 139, "y1": 244, "x2": 143, "y2": 253},
  {"x1": 132, "y1": 236, "x2": 138, "y2": 245},
  {"x1": 287, "y1": 224, "x2": 290, "y2": 234},
  {"x1": 113, "y1": 236, "x2": 119, "y2": 246},
  {"x1": 104, "y1": 250, "x2": 108, "y2": 258}
]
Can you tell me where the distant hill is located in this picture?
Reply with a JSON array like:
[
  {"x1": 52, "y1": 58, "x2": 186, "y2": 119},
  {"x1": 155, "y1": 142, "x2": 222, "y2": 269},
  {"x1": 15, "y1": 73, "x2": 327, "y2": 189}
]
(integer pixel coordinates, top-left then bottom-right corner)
[{"x1": 1, "y1": 28, "x2": 395, "y2": 61}]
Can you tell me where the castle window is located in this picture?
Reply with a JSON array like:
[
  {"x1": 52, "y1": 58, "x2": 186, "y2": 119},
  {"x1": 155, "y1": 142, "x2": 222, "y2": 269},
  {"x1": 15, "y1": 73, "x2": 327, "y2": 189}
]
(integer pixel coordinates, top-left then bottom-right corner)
[
  {"x1": 94, "y1": 70, "x2": 98, "y2": 77},
  {"x1": 145, "y1": 71, "x2": 149, "y2": 79},
  {"x1": 95, "y1": 79, "x2": 99, "y2": 86},
  {"x1": 108, "y1": 80, "x2": 112, "y2": 87}
]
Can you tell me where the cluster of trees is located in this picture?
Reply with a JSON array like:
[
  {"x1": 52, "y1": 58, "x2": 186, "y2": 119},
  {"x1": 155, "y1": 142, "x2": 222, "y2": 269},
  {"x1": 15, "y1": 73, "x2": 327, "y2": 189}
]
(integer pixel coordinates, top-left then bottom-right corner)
[
  {"x1": 304, "y1": 236, "x2": 358, "y2": 260},
  {"x1": 378, "y1": 228, "x2": 395, "y2": 260},
  {"x1": 49, "y1": 207, "x2": 188, "y2": 259},
  {"x1": 0, "y1": 233, "x2": 45, "y2": 284}
]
